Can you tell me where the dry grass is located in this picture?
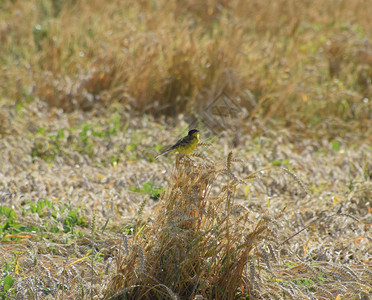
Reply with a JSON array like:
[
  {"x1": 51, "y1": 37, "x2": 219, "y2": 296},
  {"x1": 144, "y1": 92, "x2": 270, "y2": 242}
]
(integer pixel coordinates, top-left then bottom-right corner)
[
  {"x1": 104, "y1": 153, "x2": 273, "y2": 299},
  {"x1": 0, "y1": 106, "x2": 370, "y2": 298},
  {"x1": 102, "y1": 151, "x2": 371, "y2": 299},
  {"x1": 0, "y1": 0, "x2": 371, "y2": 299},
  {"x1": 1, "y1": 0, "x2": 372, "y2": 132}
]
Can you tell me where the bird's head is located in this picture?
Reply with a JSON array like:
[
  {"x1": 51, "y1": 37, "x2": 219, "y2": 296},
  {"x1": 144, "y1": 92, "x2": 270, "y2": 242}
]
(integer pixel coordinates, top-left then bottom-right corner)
[
  {"x1": 188, "y1": 129, "x2": 199, "y2": 142},
  {"x1": 188, "y1": 129, "x2": 199, "y2": 137}
]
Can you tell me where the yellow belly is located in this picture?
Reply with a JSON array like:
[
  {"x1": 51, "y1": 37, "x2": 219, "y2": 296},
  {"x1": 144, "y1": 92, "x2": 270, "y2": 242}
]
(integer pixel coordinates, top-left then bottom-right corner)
[
  {"x1": 173, "y1": 133, "x2": 199, "y2": 154},
  {"x1": 175, "y1": 141, "x2": 198, "y2": 154}
]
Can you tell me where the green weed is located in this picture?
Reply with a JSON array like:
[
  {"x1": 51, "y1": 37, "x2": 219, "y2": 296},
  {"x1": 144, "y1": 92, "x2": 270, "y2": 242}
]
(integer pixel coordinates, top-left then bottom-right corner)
[
  {"x1": 271, "y1": 158, "x2": 290, "y2": 167},
  {"x1": 130, "y1": 181, "x2": 164, "y2": 200},
  {"x1": 0, "y1": 273, "x2": 15, "y2": 299},
  {"x1": 0, "y1": 200, "x2": 87, "y2": 242},
  {"x1": 331, "y1": 140, "x2": 340, "y2": 151}
]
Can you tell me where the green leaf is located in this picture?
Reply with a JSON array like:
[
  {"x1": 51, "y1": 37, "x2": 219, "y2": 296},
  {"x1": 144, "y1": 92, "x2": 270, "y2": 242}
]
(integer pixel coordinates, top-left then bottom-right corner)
[
  {"x1": 332, "y1": 140, "x2": 340, "y2": 150},
  {"x1": 57, "y1": 129, "x2": 65, "y2": 138},
  {"x1": 131, "y1": 181, "x2": 163, "y2": 200},
  {"x1": 0, "y1": 206, "x2": 17, "y2": 219},
  {"x1": 37, "y1": 128, "x2": 45, "y2": 135},
  {"x1": 271, "y1": 160, "x2": 282, "y2": 166},
  {"x1": 3, "y1": 275, "x2": 15, "y2": 291}
]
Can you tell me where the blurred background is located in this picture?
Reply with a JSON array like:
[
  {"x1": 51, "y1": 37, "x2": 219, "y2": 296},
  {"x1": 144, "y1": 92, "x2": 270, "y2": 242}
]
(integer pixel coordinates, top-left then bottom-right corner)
[{"x1": 1, "y1": 0, "x2": 371, "y2": 140}]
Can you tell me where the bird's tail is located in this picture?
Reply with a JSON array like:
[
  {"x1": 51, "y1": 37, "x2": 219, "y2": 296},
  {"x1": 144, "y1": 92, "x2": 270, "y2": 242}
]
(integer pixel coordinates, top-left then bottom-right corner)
[{"x1": 155, "y1": 149, "x2": 173, "y2": 159}]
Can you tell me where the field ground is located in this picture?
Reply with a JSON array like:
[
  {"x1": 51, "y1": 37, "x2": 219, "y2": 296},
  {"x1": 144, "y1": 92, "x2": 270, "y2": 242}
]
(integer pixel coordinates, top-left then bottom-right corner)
[
  {"x1": 0, "y1": 0, "x2": 371, "y2": 299},
  {"x1": 0, "y1": 101, "x2": 370, "y2": 299}
]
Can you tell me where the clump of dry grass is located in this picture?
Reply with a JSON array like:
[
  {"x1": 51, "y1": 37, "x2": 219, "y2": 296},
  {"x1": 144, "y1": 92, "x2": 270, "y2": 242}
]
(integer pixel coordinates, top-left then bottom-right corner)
[
  {"x1": 103, "y1": 149, "x2": 371, "y2": 299},
  {"x1": 102, "y1": 151, "x2": 320, "y2": 299},
  {"x1": 104, "y1": 152, "x2": 275, "y2": 299}
]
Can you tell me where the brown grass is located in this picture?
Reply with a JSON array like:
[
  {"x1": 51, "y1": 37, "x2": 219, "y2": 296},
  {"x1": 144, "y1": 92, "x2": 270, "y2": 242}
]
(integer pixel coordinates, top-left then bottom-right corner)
[
  {"x1": 1, "y1": 0, "x2": 371, "y2": 131},
  {"x1": 104, "y1": 153, "x2": 273, "y2": 299},
  {"x1": 0, "y1": 107, "x2": 370, "y2": 298},
  {"x1": 102, "y1": 151, "x2": 371, "y2": 299}
]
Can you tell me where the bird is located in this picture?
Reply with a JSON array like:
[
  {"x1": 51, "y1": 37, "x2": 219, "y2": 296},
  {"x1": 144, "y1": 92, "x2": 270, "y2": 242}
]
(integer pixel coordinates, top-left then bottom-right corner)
[{"x1": 155, "y1": 129, "x2": 200, "y2": 159}]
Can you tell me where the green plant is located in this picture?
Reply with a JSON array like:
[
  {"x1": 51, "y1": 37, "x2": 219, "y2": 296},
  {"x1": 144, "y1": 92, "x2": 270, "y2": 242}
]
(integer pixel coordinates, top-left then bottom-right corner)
[
  {"x1": 271, "y1": 158, "x2": 290, "y2": 167},
  {"x1": 0, "y1": 206, "x2": 22, "y2": 239},
  {"x1": 0, "y1": 252, "x2": 21, "y2": 299},
  {"x1": 32, "y1": 23, "x2": 48, "y2": 51},
  {"x1": 0, "y1": 274, "x2": 15, "y2": 299},
  {"x1": 62, "y1": 207, "x2": 87, "y2": 234},
  {"x1": 31, "y1": 128, "x2": 66, "y2": 162},
  {"x1": 0, "y1": 200, "x2": 87, "y2": 243},
  {"x1": 130, "y1": 181, "x2": 164, "y2": 201}
]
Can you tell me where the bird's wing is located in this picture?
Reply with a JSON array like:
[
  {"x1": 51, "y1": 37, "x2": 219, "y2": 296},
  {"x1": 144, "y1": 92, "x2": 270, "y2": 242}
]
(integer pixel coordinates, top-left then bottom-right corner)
[
  {"x1": 155, "y1": 135, "x2": 192, "y2": 159},
  {"x1": 171, "y1": 135, "x2": 189, "y2": 148},
  {"x1": 155, "y1": 138, "x2": 182, "y2": 159}
]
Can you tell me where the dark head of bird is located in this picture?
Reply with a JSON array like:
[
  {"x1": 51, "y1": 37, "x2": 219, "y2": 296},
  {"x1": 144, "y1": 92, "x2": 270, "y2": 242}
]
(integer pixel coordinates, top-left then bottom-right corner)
[{"x1": 188, "y1": 129, "x2": 199, "y2": 136}]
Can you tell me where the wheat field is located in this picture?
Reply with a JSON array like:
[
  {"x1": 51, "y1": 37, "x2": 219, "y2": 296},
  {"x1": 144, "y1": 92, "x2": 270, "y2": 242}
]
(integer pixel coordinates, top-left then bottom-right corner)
[{"x1": 0, "y1": 0, "x2": 371, "y2": 299}]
